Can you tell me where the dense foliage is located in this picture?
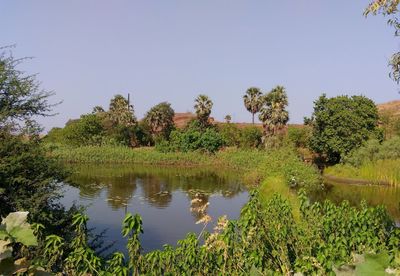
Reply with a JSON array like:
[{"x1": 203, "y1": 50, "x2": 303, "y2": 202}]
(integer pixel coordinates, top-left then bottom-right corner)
[
  {"x1": 343, "y1": 136, "x2": 400, "y2": 167},
  {"x1": 287, "y1": 126, "x2": 311, "y2": 149},
  {"x1": 7, "y1": 192, "x2": 398, "y2": 275},
  {"x1": 156, "y1": 120, "x2": 225, "y2": 153},
  {"x1": 0, "y1": 49, "x2": 75, "y2": 273},
  {"x1": 143, "y1": 102, "x2": 175, "y2": 141},
  {"x1": 219, "y1": 124, "x2": 262, "y2": 148},
  {"x1": 0, "y1": 49, "x2": 55, "y2": 128},
  {"x1": 307, "y1": 94, "x2": 380, "y2": 164},
  {"x1": 325, "y1": 137, "x2": 400, "y2": 185},
  {"x1": 46, "y1": 94, "x2": 147, "y2": 147}
]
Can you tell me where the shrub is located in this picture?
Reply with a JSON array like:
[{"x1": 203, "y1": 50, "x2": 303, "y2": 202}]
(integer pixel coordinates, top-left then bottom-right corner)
[
  {"x1": 239, "y1": 126, "x2": 262, "y2": 148},
  {"x1": 343, "y1": 136, "x2": 400, "y2": 167},
  {"x1": 287, "y1": 126, "x2": 311, "y2": 148},
  {"x1": 61, "y1": 114, "x2": 106, "y2": 146},
  {"x1": 157, "y1": 127, "x2": 225, "y2": 153},
  {"x1": 218, "y1": 123, "x2": 241, "y2": 147}
]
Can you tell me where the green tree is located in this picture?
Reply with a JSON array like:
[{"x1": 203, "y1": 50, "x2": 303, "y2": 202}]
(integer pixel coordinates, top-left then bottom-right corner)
[
  {"x1": 258, "y1": 86, "x2": 289, "y2": 137},
  {"x1": 365, "y1": 0, "x2": 400, "y2": 84},
  {"x1": 0, "y1": 49, "x2": 73, "y2": 243},
  {"x1": 194, "y1": 94, "x2": 213, "y2": 128},
  {"x1": 243, "y1": 87, "x2": 263, "y2": 124},
  {"x1": 144, "y1": 102, "x2": 175, "y2": 140},
  {"x1": 0, "y1": 48, "x2": 55, "y2": 129},
  {"x1": 307, "y1": 94, "x2": 380, "y2": 164},
  {"x1": 63, "y1": 113, "x2": 105, "y2": 146},
  {"x1": 108, "y1": 94, "x2": 137, "y2": 127}
]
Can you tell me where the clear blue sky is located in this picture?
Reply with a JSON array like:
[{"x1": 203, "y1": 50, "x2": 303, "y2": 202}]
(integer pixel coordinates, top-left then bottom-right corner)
[{"x1": 2, "y1": 1, "x2": 399, "y2": 130}]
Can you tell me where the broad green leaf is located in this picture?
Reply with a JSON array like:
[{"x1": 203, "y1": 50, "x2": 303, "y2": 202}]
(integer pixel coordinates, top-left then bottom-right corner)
[
  {"x1": 2, "y1": 212, "x2": 37, "y2": 246},
  {"x1": 2, "y1": 212, "x2": 29, "y2": 233},
  {"x1": 9, "y1": 226, "x2": 37, "y2": 246}
]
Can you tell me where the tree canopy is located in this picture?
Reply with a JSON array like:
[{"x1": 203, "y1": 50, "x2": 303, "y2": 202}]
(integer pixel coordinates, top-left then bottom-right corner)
[
  {"x1": 307, "y1": 94, "x2": 380, "y2": 164},
  {"x1": 194, "y1": 94, "x2": 213, "y2": 128},
  {"x1": 144, "y1": 102, "x2": 175, "y2": 139},
  {"x1": 243, "y1": 87, "x2": 263, "y2": 124},
  {"x1": 259, "y1": 86, "x2": 289, "y2": 138},
  {"x1": 0, "y1": 48, "x2": 55, "y2": 129}
]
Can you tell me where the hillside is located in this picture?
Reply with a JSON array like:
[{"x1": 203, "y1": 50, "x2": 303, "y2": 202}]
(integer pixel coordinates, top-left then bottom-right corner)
[{"x1": 377, "y1": 100, "x2": 400, "y2": 117}]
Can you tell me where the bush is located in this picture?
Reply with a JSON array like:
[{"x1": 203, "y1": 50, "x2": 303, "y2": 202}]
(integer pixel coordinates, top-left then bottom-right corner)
[
  {"x1": 218, "y1": 123, "x2": 241, "y2": 147},
  {"x1": 287, "y1": 126, "x2": 311, "y2": 148},
  {"x1": 239, "y1": 126, "x2": 262, "y2": 148},
  {"x1": 53, "y1": 114, "x2": 106, "y2": 147},
  {"x1": 343, "y1": 136, "x2": 400, "y2": 167},
  {"x1": 157, "y1": 127, "x2": 225, "y2": 154}
]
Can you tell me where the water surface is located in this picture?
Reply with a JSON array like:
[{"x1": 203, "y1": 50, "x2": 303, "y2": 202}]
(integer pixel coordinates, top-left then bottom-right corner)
[
  {"x1": 60, "y1": 164, "x2": 248, "y2": 253},
  {"x1": 310, "y1": 180, "x2": 400, "y2": 223}
]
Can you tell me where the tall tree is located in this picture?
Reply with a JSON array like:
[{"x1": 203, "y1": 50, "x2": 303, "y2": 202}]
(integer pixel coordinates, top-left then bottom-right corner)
[
  {"x1": 144, "y1": 102, "x2": 175, "y2": 139},
  {"x1": 243, "y1": 87, "x2": 263, "y2": 124},
  {"x1": 365, "y1": 0, "x2": 400, "y2": 84},
  {"x1": 108, "y1": 94, "x2": 137, "y2": 127},
  {"x1": 307, "y1": 94, "x2": 380, "y2": 164},
  {"x1": 258, "y1": 86, "x2": 289, "y2": 137},
  {"x1": 0, "y1": 48, "x2": 56, "y2": 129},
  {"x1": 0, "y1": 48, "x2": 73, "y2": 239},
  {"x1": 194, "y1": 94, "x2": 213, "y2": 128}
]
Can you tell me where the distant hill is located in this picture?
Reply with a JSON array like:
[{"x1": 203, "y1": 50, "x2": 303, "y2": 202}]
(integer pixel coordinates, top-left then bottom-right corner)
[
  {"x1": 173, "y1": 112, "x2": 197, "y2": 128},
  {"x1": 377, "y1": 100, "x2": 400, "y2": 117}
]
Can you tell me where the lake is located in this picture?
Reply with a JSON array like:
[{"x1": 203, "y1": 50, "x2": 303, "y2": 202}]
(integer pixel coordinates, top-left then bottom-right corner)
[
  {"x1": 60, "y1": 164, "x2": 248, "y2": 253},
  {"x1": 60, "y1": 164, "x2": 400, "y2": 254}
]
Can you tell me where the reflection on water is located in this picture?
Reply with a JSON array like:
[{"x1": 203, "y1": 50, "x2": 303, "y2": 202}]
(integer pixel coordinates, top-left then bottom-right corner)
[
  {"x1": 60, "y1": 164, "x2": 248, "y2": 253},
  {"x1": 310, "y1": 181, "x2": 400, "y2": 223}
]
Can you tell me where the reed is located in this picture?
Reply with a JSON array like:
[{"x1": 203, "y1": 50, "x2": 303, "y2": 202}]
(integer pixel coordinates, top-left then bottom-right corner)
[{"x1": 325, "y1": 159, "x2": 400, "y2": 186}]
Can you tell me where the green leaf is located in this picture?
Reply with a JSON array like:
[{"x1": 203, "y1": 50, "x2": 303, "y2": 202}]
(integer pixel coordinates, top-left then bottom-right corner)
[
  {"x1": 9, "y1": 226, "x2": 37, "y2": 246},
  {"x1": 2, "y1": 212, "x2": 29, "y2": 233},
  {"x1": 2, "y1": 212, "x2": 37, "y2": 246}
]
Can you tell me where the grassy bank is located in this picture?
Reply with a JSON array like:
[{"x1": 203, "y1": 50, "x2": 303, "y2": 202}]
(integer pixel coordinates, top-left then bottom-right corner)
[
  {"x1": 49, "y1": 143, "x2": 321, "y2": 192},
  {"x1": 48, "y1": 144, "x2": 267, "y2": 169},
  {"x1": 325, "y1": 159, "x2": 400, "y2": 186}
]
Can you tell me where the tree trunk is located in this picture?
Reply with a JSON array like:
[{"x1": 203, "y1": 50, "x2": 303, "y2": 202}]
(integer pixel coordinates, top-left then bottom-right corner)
[{"x1": 252, "y1": 113, "x2": 255, "y2": 124}]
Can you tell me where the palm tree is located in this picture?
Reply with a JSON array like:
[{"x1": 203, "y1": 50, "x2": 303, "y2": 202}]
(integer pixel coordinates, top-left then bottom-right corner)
[
  {"x1": 224, "y1": 114, "x2": 232, "y2": 123},
  {"x1": 108, "y1": 94, "x2": 137, "y2": 127},
  {"x1": 194, "y1": 94, "x2": 213, "y2": 128},
  {"x1": 144, "y1": 102, "x2": 175, "y2": 139},
  {"x1": 243, "y1": 87, "x2": 263, "y2": 124},
  {"x1": 259, "y1": 86, "x2": 289, "y2": 136}
]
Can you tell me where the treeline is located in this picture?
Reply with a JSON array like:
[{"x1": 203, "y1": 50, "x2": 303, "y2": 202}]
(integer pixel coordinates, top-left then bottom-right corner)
[
  {"x1": 46, "y1": 84, "x2": 396, "y2": 167},
  {"x1": 46, "y1": 87, "x2": 291, "y2": 153}
]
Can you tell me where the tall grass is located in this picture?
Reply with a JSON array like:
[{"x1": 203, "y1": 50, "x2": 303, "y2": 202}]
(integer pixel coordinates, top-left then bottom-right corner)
[{"x1": 325, "y1": 159, "x2": 400, "y2": 186}]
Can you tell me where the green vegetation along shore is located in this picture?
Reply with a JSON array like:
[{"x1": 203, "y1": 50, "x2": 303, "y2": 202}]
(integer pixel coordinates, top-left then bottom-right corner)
[{"x1": 50, "y1": 144, "x2": 321, "y2": 193}]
